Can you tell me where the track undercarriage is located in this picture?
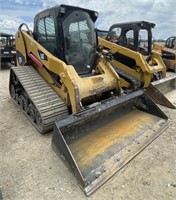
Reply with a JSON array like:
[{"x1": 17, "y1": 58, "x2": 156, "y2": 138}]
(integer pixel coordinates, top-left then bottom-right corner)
[{"x1": 9, "y1": 66, "x2": 68, "y2": 133}]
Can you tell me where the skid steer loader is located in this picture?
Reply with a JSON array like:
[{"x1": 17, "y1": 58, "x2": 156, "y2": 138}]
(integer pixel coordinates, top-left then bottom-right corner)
[
  {"x1": 10, "y1": 5, "x2": 169, "y2": 195},
  {"x1": 98, "y1": 21, "x2": 176, "y2": 108},
  {"x1": 152, "y1": 36, "x2": 176, "y2": 101},
  {"x1": 153, "y1": 36, "x2": 176, "y2": 72}
]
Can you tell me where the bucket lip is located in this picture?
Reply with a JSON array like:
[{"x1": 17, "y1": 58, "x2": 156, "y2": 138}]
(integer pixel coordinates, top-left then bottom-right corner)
[
  {"x1": 53, "y1": 118, "x2": 170, "y2": 196},
  {"x1": 56, "y1": 89, "x2": 144, "y2": 128},
  {"x1": 82, "y1": 119, "x2": 170, "y2": 196}
]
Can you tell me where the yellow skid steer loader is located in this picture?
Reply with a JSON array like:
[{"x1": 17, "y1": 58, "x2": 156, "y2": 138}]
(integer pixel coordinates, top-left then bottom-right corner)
[
  {"x1": 153, "y1": 36, "x2": 176, "y2": 72},
  {"x1": 153, "y1": 36, "x2": 176, "y2": 104},
  {"x1": 98, "y1": 21, "x2": 176, "y2": 108},
  {"x1": 10, "y1": 5, "x2": 169, "y2": 195}
]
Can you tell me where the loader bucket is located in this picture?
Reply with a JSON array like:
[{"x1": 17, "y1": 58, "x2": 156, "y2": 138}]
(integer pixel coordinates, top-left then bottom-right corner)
[
  {"x1": 52, "y1": 90, "x2": 169, "y2": 196},
  {"x1": 150, "y1": 72, "x2": 176, "y2": 108}
]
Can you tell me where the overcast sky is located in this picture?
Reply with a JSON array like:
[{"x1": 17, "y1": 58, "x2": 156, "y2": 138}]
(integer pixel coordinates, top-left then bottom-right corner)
[{"x1": 0, "y1": 0, "x2": 175, "y2": 39}]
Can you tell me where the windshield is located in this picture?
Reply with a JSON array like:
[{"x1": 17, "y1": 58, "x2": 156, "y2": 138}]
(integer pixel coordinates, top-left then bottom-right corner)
[{"x1": 63, "y1": 11, "x2": 97, "y2": 74}]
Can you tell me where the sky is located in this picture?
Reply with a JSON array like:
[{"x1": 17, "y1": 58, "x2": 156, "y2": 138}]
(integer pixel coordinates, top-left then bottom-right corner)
[{"x1": 0, "y1": 0, "x2": 175, "y2": 39}]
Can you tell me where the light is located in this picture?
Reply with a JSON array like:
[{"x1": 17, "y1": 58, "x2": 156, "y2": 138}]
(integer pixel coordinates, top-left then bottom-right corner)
[
  {"x1": 59, "y1": 7, "x2": 66, "y2": 14},
  {"x1": 94, "y1": 12, "x2": 99, "y2": 17}
]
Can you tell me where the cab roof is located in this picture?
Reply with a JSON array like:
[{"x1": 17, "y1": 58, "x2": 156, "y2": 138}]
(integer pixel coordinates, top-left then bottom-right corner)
[
  {"x1": 35, "y1": 4, "x2": 99, "y2": 22},
  {"x1": 109, "y1": 21, "x2": 156, "y2": 30}
]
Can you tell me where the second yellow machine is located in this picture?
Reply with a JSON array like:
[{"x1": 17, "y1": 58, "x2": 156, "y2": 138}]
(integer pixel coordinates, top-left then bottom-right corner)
[{"x1": 99, "y1": 21, "x2": 176, "y2": 108}]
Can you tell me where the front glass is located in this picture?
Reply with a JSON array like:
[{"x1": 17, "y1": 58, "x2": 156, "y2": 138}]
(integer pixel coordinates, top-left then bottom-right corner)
[{"x1": 63, "y1": 11, "x2": 97, "y2": 74}]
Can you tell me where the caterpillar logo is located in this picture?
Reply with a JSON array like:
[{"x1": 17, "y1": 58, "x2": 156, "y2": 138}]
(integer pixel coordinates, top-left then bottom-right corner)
[{"x1": 38, "y1": 50, "x2": 48, "y2": 61}]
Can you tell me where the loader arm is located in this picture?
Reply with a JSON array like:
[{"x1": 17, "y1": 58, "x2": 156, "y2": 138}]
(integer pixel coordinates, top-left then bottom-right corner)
[{"x1": 99, "y1": 37, "x2": 166, "y2": 88}]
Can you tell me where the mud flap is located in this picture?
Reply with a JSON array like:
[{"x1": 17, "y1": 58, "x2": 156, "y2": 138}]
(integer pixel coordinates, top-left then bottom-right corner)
[
  {"x1": 52, "y1": 90, "x2": 169, "y2": 196},
  {"x1": 146, "y1": 84, "x2": 175, "y2": 109}
]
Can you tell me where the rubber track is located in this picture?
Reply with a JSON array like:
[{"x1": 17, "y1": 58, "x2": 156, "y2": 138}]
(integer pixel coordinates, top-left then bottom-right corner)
[{"x1": 11, "y1": 66, "x2": 68, "y2": 133}]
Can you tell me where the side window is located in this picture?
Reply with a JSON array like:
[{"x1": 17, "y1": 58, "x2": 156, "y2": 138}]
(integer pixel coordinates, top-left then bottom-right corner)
[
  {"x1": 139, "y1": 29, "x2": 148, "y2": 48},
  {"x1": 45, "y1": 17, "x2": 56, "y2": 41},
  {"x1": 138, "y1": 29, "x2": 149, "y2": 55},
  {"x1": 125, "y1": 30, "x2": 134, "y2": 47},
  {"x1": 107, "y1": 27, "x2": 122, "y2": 42},
  {"x1": 37, "y1": 16, "x2": 57, "y2": 56},
  {"x1": 38, "y1": 18, "x2": 46, "y2": 41},
  {"x1": 165, "y1": 37, "x2": 175, "y2": 48}
]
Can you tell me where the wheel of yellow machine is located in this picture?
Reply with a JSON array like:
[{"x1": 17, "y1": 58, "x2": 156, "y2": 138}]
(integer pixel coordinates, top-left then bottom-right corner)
[
  {"x1": 19, "y1": 95, "x2": 24, "y2": 109},
  {"x1": 10, "y1": 84, "x2": 16, "y2": 100},
  {"x1": 23, "y1": 97, "x2": 29, "y2": 114},
  {"x1": 29, "y1": 103, "x2": 36, "y2": 122},
  {"x1": 35, "y1": 111, "x2": 44, "y2": 133}
]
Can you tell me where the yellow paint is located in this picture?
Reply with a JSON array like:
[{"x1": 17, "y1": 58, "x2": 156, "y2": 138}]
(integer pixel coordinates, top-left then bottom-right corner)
[{"x1": 98, "y1": 37, "x2": 166, "y2": 88}]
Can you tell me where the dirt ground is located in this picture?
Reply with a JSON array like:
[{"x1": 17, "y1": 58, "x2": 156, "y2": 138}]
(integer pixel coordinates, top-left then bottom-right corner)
[{"x1": 0, "y1": 64, "x2": 176, "y2": 200}]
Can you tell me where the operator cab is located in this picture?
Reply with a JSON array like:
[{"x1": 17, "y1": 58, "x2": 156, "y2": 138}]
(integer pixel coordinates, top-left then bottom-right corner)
[
  {"x1": 165, "y1": 36, "x2": 176, "y2": 49},
  {"x1": 106, "y1": 21, "x2": 155, "y2": 56},
  {"x1": 34, "y1": 5, "x2": 98, "y2": 75}
]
